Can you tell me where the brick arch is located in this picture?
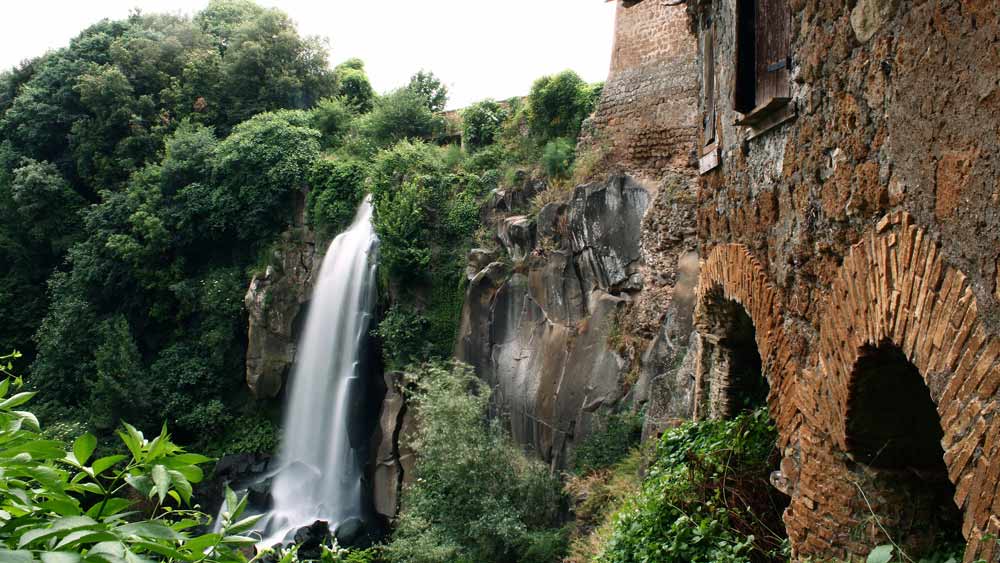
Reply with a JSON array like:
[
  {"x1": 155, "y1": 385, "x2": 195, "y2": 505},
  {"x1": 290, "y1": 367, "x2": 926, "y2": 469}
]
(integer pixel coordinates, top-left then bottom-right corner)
[
  {"x1": 695, "y1": 243, "x2": 801, "y2": 446},
  {"x1": 814, "y1": 212, "x2": 1000, "y2": 560}
]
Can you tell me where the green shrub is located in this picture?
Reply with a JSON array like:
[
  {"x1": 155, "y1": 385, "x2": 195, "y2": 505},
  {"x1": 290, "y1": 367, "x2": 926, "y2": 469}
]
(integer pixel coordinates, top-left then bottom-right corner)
[
  {"x1": 573, "y1": 410, "x2": 643, "y2": 475},
  {"x1": 374, "y1": 305, "x2": 430, "y2": 370},
  {"x1": 542, "y1": 137, "x2": 576, "y2": 179},
  {"x1": 462, "y1": 99, "x2": 508, "y2": 152},
  {"x1": 312, "y1": 97, "x2": 356, "y2": 148},
  {"x1": 601, "y1": 408, "x2": 788, "y2": 563},
  {"x1": 355, "y1": 89, "x2": 444, "y2": 151},
  {"x1": 385, "y1": 361, "x2": 567, "y2": 563},
  {"x1": 0, "y1": 352, "x2": 258, "y2": 562},
  {"x1": 406, "y1": 70, "x2": 448, "y2": 113},
  {"x1": 527, "y1": 70, "x2": 598, "y2": 142},
  {"x1": 307, "y1": 158, "x2": 367, "y2": 239},
  {"x1": 336, "y1": 58, "x2": 375, "y2": 114}
]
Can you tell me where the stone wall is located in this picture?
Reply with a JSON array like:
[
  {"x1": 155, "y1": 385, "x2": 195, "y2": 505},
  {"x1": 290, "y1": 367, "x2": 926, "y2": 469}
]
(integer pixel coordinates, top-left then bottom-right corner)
[
  {"x1": 579, "y1": 0, "x2": 699, "y2": 181},
  {"x1": 688, "y1": 0, "x2": 1000, "y2": 560}
]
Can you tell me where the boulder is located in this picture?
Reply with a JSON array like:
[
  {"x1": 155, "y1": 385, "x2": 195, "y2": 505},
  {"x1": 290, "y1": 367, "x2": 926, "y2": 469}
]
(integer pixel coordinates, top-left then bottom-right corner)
[
  {"x1": 293, "y1": 520, "x2": 331, "y2": 560},
  {"x1": 334, "y1": 517, "x2": 365, "y2": 548}
]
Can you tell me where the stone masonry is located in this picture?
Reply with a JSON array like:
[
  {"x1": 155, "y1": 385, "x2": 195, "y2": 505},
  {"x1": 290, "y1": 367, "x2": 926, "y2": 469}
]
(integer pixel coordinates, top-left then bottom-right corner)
[
  {"x1": 579, "y1": 0, "x2": 699, "y2": 181},
  {"x1": 685, "y1": 0, "x2": 1000, "y2": 560}
]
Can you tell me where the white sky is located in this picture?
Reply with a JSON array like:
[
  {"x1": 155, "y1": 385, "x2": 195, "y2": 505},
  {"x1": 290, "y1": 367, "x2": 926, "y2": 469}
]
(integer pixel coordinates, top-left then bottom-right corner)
[{"x1": 0, "y1": 1, "x2": 617, "y2": 109}]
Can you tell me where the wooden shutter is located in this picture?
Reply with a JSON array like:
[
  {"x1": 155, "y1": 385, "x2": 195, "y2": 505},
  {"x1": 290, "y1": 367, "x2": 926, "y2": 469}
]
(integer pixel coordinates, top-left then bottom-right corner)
[
  {"x1": 734, "y1": 0, "x2": 757, "y2": 114},
  {"x1": 702, "y1": 16, "x2": 716, "y2": 148},
  {"x1": 755, "y1": 0, "x2": 790, "y2": 106}
]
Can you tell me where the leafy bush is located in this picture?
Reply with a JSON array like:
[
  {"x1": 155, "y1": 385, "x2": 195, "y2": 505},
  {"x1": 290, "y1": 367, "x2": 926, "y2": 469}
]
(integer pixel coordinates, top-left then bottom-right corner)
[
  {"x1": 336, "y1": 59, "x2": 376, "y2": 114},
  {"x1": 355, "y1": 89, "x2": 444, "y2": 151},
  {"x1": 527, "y1": 70, "x2": 598, "y2": 142},
  {"x1": 573, "y1": 410, "x2": 643, "y2": 475},
  {"x1": 541, "y1": 137, "x2": 576, "y2": 179},
  {"x1": 213, "y1": 109, "x2": 322, "y2": 239},
  {"x1": 406, "y1": 70, "x2": 448, "y2": 113},
  {"x1": 311, "y1": 97, "x2": 356, "y2": 148},
  {"x1": 0, "y1": 352, "x2": 261, "y2": 562},
  {"x1": 374, "y1": 305, "x2": 430, "y2": 370},
  {"x1": 306, "y1": 158, "x2": 367, "y2": 239},
  {"x1": 461, "y1": 99, "x2": 508, "y2": 152},
  {"x1": 601, "y1": 408, "x2": 788, "y2": 563},
  {"x1": 385, "y1": 361, "x2": 567, "y2": 563}
]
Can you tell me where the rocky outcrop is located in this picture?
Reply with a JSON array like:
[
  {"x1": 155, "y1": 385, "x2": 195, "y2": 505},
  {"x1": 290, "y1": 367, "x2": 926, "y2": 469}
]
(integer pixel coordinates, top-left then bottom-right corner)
[
  {"x1": 458, "y1": 176, "x2": 649, "y2": 467},
  {"x1": 244, "y1": 211, "x2": 320, "y2": 399},
  {"x1": 457, "y1": 173, "x2": 702, "y2": 468},
  {"x1": 370, "y1": 372, "x2": 416, "y2": 522}
]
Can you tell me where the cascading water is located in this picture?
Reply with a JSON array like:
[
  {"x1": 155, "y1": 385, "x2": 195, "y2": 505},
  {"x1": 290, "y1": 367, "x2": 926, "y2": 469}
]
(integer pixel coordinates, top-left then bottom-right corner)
[{"x1": 257, "y1": 196, "x2": 379, "y2": 545}]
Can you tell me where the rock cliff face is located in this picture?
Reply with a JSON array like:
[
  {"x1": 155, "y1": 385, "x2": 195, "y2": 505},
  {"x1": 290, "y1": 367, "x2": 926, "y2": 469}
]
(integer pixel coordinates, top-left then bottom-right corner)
[
  {"x1": 457, "y1": 174, "x2": 700, "y2": 468},
  {"x1": 244, "y1": 209, "x2": 319, "y2": 399}
]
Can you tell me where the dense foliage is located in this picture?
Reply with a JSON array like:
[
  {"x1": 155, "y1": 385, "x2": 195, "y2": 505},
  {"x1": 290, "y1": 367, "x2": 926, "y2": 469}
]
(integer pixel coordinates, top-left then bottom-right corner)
[
  {"x1": 0, "y1": 1, "x2": 347, "y2": 455},
  {"x1": 385, "y1": 361, "x2": 566, "y2": 563},
  {"x1": 600, "y1": 408, "x2": 789, "y2": 563},
  {"x1": 0, "y1": 352, "x2": 263, "y2": 562}
]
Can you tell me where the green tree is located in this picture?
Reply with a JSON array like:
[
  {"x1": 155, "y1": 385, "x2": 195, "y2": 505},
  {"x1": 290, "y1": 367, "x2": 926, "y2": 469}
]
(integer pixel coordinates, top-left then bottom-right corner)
[
  {"x1": 212, "y1": 109, "x2": 321, "y2": 239},
  {"x1": 356, "y1": 89, "x2": 443, "y2": 150},
  {"x1": 336, "y1": 58, "x2": 375, "y2": 114},
  {"x1": 306, "y1": 157, "x2": 367, "y2": 238},
  {"x1": 462, "y1": 99, "x2": 508, "y2": 152},
  {"x1": 407, "y1": 70, "x2": 448, "y2": 113},
  {"x1": 527, "y1": 70, "x2": 597, "y2": 142}
]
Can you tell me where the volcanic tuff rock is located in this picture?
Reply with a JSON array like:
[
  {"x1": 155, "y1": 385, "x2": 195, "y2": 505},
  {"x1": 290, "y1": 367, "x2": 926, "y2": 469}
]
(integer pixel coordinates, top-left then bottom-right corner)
[{"x1": 457, "y1": 174, "x2": 700, "y2": 468}]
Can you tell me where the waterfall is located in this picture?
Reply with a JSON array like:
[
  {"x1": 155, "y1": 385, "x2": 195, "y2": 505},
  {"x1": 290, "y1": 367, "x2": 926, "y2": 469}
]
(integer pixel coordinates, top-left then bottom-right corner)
[{"x1": 259, "y1": 196, "x2": 379, "y2": 545}]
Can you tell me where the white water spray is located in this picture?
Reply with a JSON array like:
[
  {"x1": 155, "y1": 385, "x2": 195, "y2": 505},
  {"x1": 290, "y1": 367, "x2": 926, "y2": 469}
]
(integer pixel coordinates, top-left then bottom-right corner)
[{"x1": 258, "y1": 197, "x2": 379, "y2": 545}]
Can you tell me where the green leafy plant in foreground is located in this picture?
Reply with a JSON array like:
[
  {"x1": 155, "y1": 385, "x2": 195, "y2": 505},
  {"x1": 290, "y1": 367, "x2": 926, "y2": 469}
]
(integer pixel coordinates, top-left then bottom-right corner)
[{"x1": 0, "y1": 351, "x2": 262, "y2": 562}]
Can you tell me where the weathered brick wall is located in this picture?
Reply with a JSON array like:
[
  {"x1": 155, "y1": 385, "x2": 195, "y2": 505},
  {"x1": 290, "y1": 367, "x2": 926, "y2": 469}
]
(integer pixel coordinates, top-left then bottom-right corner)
[
  {"x1": 580, "y1": 0, "x2": 699, "y2": 180},
  {"x1": 689, "y1": 0, "x2": 1000, "y2": 560}
]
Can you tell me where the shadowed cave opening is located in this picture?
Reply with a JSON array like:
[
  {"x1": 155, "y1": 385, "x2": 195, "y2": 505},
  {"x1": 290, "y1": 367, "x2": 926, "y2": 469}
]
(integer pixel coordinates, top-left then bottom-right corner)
[
  {"x1": 699, "y1": 294, "x2": 788, "y2": 561},
  {"x1": 845, "y1": 341, "x2": 963, "y2": 555}
]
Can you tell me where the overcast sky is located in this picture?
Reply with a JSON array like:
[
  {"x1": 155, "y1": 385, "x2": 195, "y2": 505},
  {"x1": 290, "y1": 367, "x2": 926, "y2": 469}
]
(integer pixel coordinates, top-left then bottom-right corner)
[{"x1": 0, "y1": 1, "x2": 617, "y2": 109}]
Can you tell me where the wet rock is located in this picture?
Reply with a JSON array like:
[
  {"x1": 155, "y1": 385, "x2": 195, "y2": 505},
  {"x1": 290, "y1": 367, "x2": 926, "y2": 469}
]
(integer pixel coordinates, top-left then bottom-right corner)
[
  {"x1": 293, "y1": 520, "x2": 331, "y2": 560},
  {"x1": 334, "y1": 517, "x2": 365, "y2": 548}
]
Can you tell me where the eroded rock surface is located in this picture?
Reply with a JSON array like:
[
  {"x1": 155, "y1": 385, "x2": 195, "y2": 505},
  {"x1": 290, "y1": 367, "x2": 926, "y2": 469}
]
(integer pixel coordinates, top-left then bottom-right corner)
[
  {"x1": 458, "y1": 174, "x2": 701, "y2": 468},
  {"x1": 244, "y1": 222, "x2": 319, "y2": 399}
]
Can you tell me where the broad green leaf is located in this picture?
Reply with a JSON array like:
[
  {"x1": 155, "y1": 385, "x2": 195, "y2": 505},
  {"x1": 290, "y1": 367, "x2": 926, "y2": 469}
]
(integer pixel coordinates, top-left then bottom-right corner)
[
  {"x1": 86, "y1": 498, "x2": 133, "y2": 519},
  {"x1": 0, "y1": 391, "x2": 37, "y2": 409},
  {"x1": 129, "y1": 540, "x2": 187, "y2": 560},
  {"x1": 151, "y1": 465, "x2": 169, "y2": 503},
  {"x1": 40, "y1": 498, "x2": 82, "y2": 517},
  {"x1": 224, "y1": 486, "x2": 238, "y2": 515},
  {"x1": 867, "y1": 545, "x2": 894, "y2": 563},
  {"x1": 0, "y1": 378, "x2": 10, "y2": 399},
  {"x1": 73, "y1": 434, "x2": 97, "y2": 466},
  {"x1": 179, "y1": 533, "x2": 219, "y2": 553},
  {"x1": 116, "y1": 521, "x2": 182, "y2": 541},
  {"x1": 3, "y1": 440, "x2": 66, "y2": 460},
  {"x1": 227, "y1": 513, "x2": 263, "y2": 535},
  {"x1": 88, "y1": 542, "x2": 125, "y2": 557},
  {"x1": 117, "y1": 424, "x2": 144, "y2": 461},
  {"x1": 91, "y1": 455, "x2": 127, "y2": 476},
  {"x1": 169, "y1": 464, "x2": 203, "y2": 484},
  {"x1": 0, "y1": 549, "x2": 35, "y2": 563},
  {"x1": 164, "y1": 453, "x2": 213, "y2": 466},
  {"x1": 41, "y1": 552, "x2": 82, "y2": 563},
  {"x1": 124, "y1": 474, "x2": 152, "y2": 498},
  {"x1": 221, "y1": 535, "x2": 259, "y2": 545},
  {"x1": 55, "y1": 529, "x2": 118, "y2": 549},
  {"x1": 167, "y1": 470, "x2": 192, "y2": 504}
]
